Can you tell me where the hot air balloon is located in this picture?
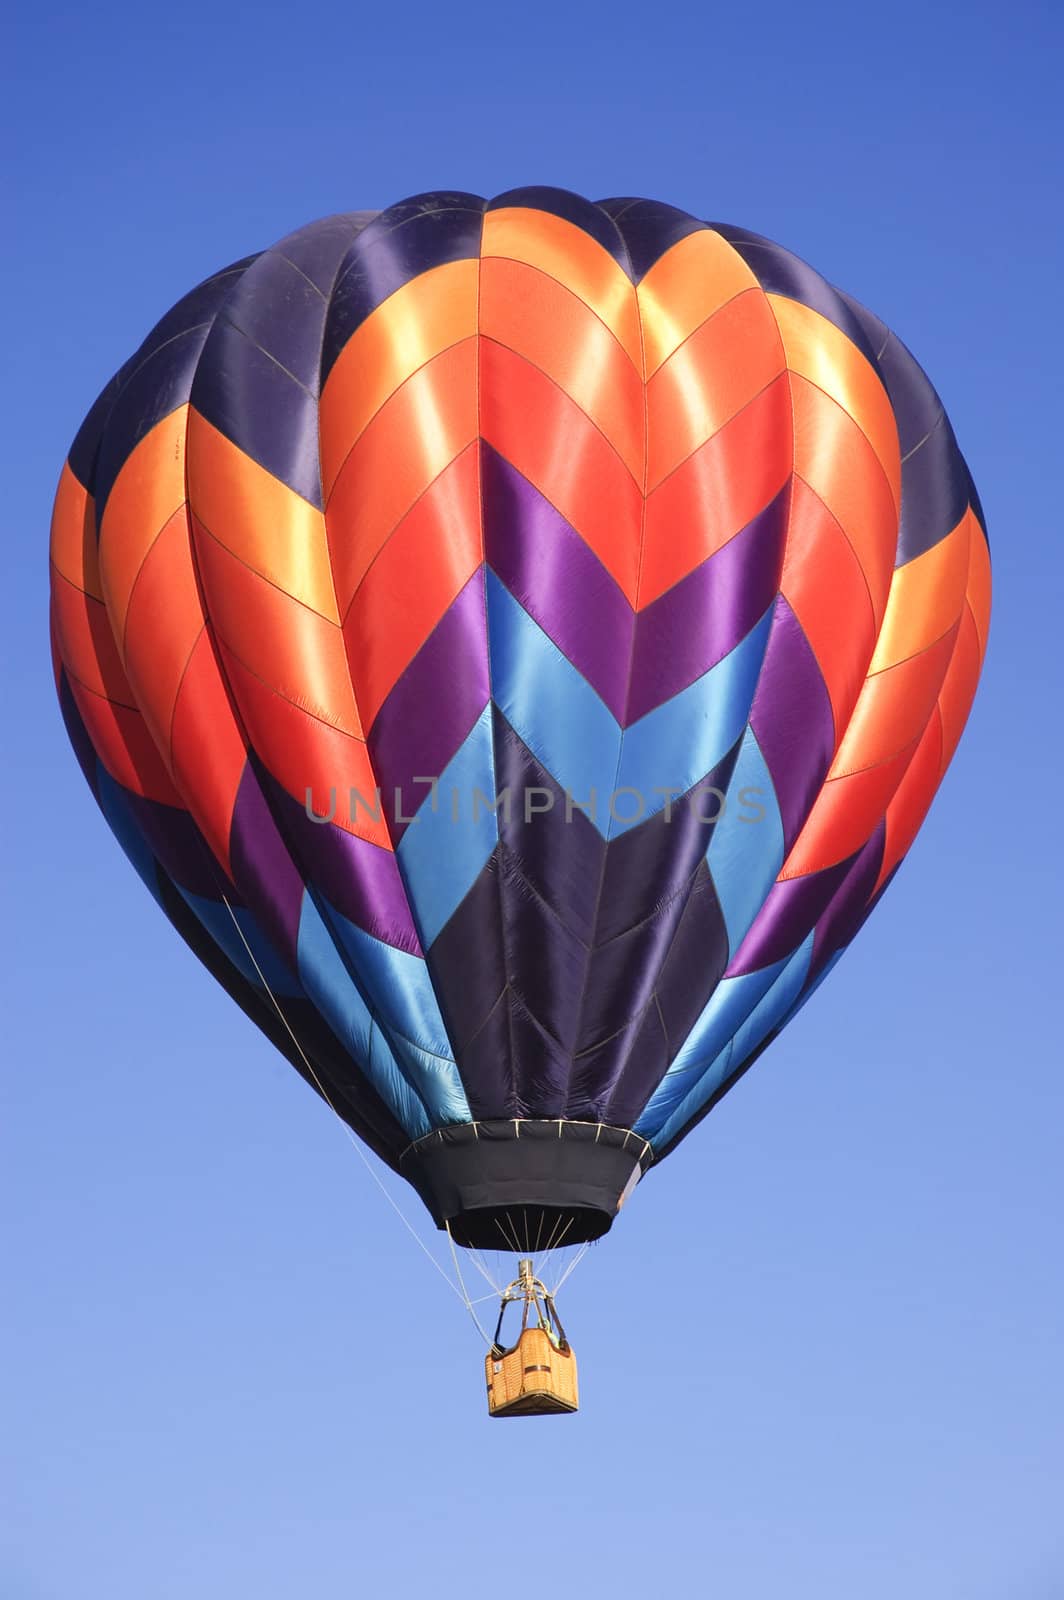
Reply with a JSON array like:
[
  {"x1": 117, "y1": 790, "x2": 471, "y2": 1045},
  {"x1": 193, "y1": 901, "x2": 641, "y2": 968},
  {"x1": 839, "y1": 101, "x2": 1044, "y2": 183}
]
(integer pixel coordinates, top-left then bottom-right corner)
[{"x1": 49, "y1": 189, "x2": 990, "y2": 1416}]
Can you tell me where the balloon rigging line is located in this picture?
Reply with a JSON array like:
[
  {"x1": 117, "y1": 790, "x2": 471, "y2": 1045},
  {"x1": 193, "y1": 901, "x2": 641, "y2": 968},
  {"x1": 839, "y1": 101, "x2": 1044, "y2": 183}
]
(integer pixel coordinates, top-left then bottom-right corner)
[
  {"x1": 219, "y1": 893, "x2": 492, "y2": 1339},
  {"x1": 553, "y1": 1240, "x2": 591, "y2": 1296},
  {"x1": 444, "y1": 1222, "x2": 493, "y2": 1345}
]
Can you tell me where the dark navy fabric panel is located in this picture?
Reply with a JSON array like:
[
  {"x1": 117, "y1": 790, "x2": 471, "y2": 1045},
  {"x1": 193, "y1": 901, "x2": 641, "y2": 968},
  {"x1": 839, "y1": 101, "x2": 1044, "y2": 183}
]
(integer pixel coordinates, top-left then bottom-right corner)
[
  {"x1": 276, "y1": 212, "x2": 378, "y2": 295},
  {"x1": 490, "y1": 186, "x2": 633, "y2": 273},
  {"x1": 93, "y1": 326, "x2": 212, "y2": 519},
  {"x1": 597, "y1": 196, "x2": 706, "y2": 281},
  {"x1": 713, "y1": 224, "x2": 881, "y2": 369},
  {"x1": 191, "y1": 316, "x2": 324, "y2": 507},
  {"x1": 321, "y1": 193, "x2": 485, "y2": 380},
  {"x1": 426, "y1": 850, "x2": 507, "y2": 1054}
]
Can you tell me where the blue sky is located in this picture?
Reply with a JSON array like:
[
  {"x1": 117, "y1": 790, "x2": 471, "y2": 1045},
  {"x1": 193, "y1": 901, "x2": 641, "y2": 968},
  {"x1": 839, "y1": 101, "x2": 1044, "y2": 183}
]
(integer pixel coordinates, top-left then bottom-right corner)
[{"x1": 3, "y1": 2, "x2": 1062, "y2": 1596}]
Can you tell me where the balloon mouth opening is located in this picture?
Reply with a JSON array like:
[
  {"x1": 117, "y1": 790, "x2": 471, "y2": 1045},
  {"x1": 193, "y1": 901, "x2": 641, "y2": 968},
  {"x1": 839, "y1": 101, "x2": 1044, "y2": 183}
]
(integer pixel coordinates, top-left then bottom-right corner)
[
  {"x1": 398, "y1": 1118, "x2": 652, "y2": 1251},
  {"x1": 446, "y1": 1203, "x2": 613, "y2": 1252}
]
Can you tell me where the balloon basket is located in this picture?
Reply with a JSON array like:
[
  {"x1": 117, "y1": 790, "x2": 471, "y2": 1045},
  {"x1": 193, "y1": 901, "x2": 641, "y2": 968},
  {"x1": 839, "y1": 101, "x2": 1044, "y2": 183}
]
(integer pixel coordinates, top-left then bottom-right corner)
[{"x1": 485, "y1": 1259, "x2": 579, "y2": 1417}]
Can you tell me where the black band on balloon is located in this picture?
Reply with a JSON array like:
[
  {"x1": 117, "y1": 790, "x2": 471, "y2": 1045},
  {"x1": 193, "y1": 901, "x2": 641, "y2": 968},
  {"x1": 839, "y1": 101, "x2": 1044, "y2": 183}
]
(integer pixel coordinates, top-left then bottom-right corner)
[{"x1": 398, "y1": 1119, "x2": 652, "y2": 1250}]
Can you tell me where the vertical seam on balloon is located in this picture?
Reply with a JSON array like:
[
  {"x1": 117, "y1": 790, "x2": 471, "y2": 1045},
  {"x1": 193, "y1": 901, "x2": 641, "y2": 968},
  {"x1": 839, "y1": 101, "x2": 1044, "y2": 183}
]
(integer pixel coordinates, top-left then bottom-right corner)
[
  {"x1": 473, "y1": 199, "x2": 520, "y2": 1117},
  {"x1": 724, "y1": 289, "x2": 908, "y2": 1005},
  {"x1": 300, "y1": 230, "x2": 451, "y2": 1125},
  {"x1": 626, "y1": 243, "x2": 797, "y2": 1132},
  {"x1": 61, "y1": 272, "x2": 419, "y2": 1156},
  {"x1": 557, "y1": 204, "x2": 647, "y2": 1118},
  {"x1": 183, "y1": 244, "x2": 435, "y2": 1135}
]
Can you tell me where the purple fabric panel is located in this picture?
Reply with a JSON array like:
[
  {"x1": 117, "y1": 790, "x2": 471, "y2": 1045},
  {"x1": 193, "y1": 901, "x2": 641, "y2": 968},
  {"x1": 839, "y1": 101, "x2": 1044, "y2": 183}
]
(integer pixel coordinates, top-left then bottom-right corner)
[
  {"x1": 367, "y1": 569, "x2": 490, "y2": 844},
  {"x1": 627, "y1": 489, "x2": 788, "y2": 723},
  {"x1": 749, "y1": 595, "x2": 835, "y2": 852},
  {"x1": 120, "y1": 787, "x2": 229, "y2": 901},
  {"x1": 810, "y1": 820, "x2": 886, "y2": 973},
  {"x1": 259, "y1": 772, "x2": 422, "y2": 955},
  {"x1": 728, "y1": 853, "x2": 857, "y2": 976},
  {"x1": 482, "y1": 444, "x2": 633, "y2": 722},
  {"x1": 228, "y1": 763, "x2": 306, "y2": 967}
]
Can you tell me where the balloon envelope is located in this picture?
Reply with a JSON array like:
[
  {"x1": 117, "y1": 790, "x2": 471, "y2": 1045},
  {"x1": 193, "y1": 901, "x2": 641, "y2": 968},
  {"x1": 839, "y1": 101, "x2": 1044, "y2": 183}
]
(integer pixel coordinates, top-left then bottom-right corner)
[{"x1": 50, "y1": 190, "x2": 990, "y2": 1249}]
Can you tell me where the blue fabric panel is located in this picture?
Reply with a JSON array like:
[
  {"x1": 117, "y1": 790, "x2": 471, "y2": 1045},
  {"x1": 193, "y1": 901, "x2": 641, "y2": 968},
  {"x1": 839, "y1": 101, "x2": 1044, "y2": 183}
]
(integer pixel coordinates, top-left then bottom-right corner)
[
  {"x1": 295, "y1": 893, "x2": 432, "y2": 1138},
  {"x1": 485, "y1": 569, "x2": 620, "y2": 828},
  {"x1": 635, "y1": 956, "x2": 792, "y2": 1137},
  {"x1": 610, "y1": 606, "x2": 774, "y2": 837},
  {"x1": 317, "y1": 894, "x2": 472, "y2": 1126},
  {"x1": 706, "y1": 726, "x2": 785, "y2": 954},
  {"x1": 647, "y1": 933, "x2": 816, "y2": 1148},
  {"x1": 175, "y1": 889, "x2": 303, "y2": 999},
  {"x1": 397, "y1": 704, "x2": 500, "y2": 947}
]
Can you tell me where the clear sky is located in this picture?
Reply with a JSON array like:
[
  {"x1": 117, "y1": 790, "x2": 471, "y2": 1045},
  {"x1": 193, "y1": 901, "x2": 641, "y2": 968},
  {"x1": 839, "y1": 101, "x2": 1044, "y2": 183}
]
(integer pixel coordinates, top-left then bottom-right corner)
[{"x1": 3, "y1": 3, "x2": 1062, "y2": 1596}]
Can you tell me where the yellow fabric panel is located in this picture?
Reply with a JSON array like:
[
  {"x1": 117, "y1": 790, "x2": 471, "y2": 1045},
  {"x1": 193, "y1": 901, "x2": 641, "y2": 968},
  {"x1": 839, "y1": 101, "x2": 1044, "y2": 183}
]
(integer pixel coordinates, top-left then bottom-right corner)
[
  {"x1": 638, "y1": 228, "x2": 761, "y2": 375},
  {"x1": 98, "y1": 407, "x2": 189, "y2": 642},
  {"x1": 482, "y1": 207, "x2": 643, "y2": 369},
  {"x1": 187, "y1": 410, "x2": 339, "y2": 623},
  {"x1": 50, "y1": 463, "x2": 103, "y2": 601},
  {"x1": 768, "y1": 294, "x2": 901, "y2": 510},
  {"x1": 319, "y1": 259, "x2": 479, "y2": 499},
  {"x1": 870, "y1": 513, "x2": 972, "y2": 673}
]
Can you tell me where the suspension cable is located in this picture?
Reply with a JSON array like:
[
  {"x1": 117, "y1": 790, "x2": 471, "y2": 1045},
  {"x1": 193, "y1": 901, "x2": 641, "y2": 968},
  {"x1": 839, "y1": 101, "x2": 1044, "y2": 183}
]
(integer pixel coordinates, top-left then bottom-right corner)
[{"x1": 218, "y1": 894, "x2": 491, "y2": 1333}]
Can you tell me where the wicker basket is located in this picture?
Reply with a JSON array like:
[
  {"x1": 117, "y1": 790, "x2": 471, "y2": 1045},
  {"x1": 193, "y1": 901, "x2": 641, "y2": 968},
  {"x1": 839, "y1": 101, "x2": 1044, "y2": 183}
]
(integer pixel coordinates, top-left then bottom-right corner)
[{"x1": 486, "y1": 1325, "x2": 579, "y2": 1417}]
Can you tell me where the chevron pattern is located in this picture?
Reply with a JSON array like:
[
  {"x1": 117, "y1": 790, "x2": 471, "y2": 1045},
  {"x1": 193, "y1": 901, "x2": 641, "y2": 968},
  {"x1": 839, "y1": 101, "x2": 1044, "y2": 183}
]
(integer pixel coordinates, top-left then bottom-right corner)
[{"x1": 49, "y1": 189, "x2": 991, "y2": 1183}]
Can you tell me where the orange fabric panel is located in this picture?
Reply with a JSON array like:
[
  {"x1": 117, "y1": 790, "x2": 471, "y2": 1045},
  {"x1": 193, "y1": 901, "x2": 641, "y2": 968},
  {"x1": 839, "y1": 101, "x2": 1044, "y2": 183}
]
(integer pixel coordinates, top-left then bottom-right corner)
[
  {"x1": 637, "y1": 229, "x2": 760, "y2": 375},
  {"x1": 187, "y1": 410, "x2": 338, "y2": 621},
  {"x1": 192, "y1": 521, "x2": 362, "y2": 739},
  {"x1": 50, "y1": 567, "x2": 130, "y2": 705},
  {"x1": 832, "y1": 625, "x2": 958, "y2": 778},
  {"x1": 326, "y1": 338, "x2": 479, "y2": 613},
  {"x1": 344, "y1": 441, "x2": 482, "y2": 726},
  {"x1": 768, "y1": 295, "x2": 901, "y2": 509},
  {"x1": 217, "y1": 642, "x2": 392, "y2": 850},
  {"x1": 646, "y1": 289, "x2": 786, "y2": 491},
  {"x1": 68, "y1": 676, "x2": 182, "y2": 805},
  {"x1": 875, "y1": 710, "x2": 945, "y2": 891},
  {"x1": 641, "y1": 374, "x2": 792, "y2": 606},
  {"x1": 479, "y1": 336, "x2": 644, "y2": 604},
  {"x1": 121, "y1": 511, "x2": 206, "y2": 765},
  {"x1": 479, "y1": 256, "x2": 644, "y2": 479},
  {"x1": 50, "y1": 463, "x2": 103, "y2": 600},
  {"x1": 49, "y1": 609, "x2": 63, "y2": 696},
  {"x1": 871, "y1": 512, "x2": 971, "y2": 673},
  {"x1": 791, "y1": 376, "x2": 897, "y2": 628},
  {"x1": 782, "y1": 739, "x2": 919, "y2": 879},
  {"x1": 780, "y1": 475, "x2": 877, "y2": 744},
  {"x1": 965, "y1": 520, "x2": 992, "y2": 659},
  {"x1": 169, "y1": 629, "x2": 246, "y2": 878},
  {"x1": 320, "y1": 259, "x2": 479, "y2": 500},
  {"x1": 482, "y1": 207, "x2": 643, "y2": 367},
  {"x1": 98, "y1": 408, "x2": 189, "y2": 637},
  {"x1": 936, "y1": 605, "x2": 983, "y2": 769}
]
